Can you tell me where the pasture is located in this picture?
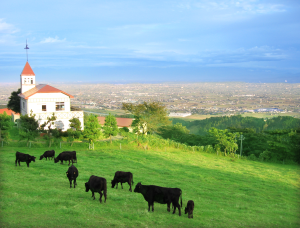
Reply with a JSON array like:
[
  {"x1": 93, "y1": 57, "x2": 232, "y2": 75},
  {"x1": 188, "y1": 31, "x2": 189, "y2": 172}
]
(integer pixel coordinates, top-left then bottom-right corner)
[{"x1": 0, "y1": 147, "x2": 299, "y2": 228}]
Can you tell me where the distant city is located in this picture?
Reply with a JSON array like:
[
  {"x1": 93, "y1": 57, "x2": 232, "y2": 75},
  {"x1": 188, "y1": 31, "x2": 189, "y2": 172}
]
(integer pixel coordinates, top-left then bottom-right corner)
[{"x1": 1, "y1": 82, "x2": 299, "y2": 117}]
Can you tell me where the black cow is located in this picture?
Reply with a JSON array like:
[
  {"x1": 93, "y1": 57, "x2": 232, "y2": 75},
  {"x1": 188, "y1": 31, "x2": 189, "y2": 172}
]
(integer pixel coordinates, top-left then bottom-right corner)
[
  {"x1": 111, "y1": 171, "x2": 134, "y2": 192},
  {"x1": 54, "y1": 152, "x2": 75, "y2": 166},
  {"x1": 61, "y1": 151, "x2": 77, "y2": 163},
  {"x1": 185, "y1": 200, "x2": 194, "y2": 218},
  {"x1": 15, "y1": 151, "x2": 36, "y2": 167},
  {"x1": 134, "y1": 182, "x2": 182, "y2": 216},
  {"x1": 66, "y1": 165, "x2": 79, "y2": 188},
  {"x1": 85, "y1": 175, "x2": 107, "y2": 203},
  {"x1": 39, "y1": 150, "x2": 55, "y2": 160}
]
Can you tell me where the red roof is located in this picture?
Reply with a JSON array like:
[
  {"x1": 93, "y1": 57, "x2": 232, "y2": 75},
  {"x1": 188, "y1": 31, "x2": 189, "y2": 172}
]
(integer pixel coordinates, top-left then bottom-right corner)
[
  {"x1": 19, "y1": 84, "x2": 74, "y2": 99},
  {"x1": 21, "y1": 62, "x2": 35, "y2": 76},
  {"x1": 98, "y1": 116, "x2": 133, "y2": 128},
  {"x1": 0, "y1": 108, "x2": 18, "y2": 115}
]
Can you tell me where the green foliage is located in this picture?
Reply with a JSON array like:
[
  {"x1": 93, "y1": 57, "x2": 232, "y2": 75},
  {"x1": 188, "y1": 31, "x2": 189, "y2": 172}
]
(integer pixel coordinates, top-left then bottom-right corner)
[
  {"x1": 209, "y1": 128, "x2": 238, "y2": 156},
  {"x1": 103, "y1": 113, "x2": 119, "y2": 143},
  {"x1": 19, "y1": 114, "x2": 39, "y2": 145},
  {"x1": 82, "y1": 114, "x2": 102, "y2": 143},
  {"x1": 259, "y1": 150, "x2": 271, "y2": 161},
  {"x1": 7, "y1": 88, "x2": 21, "y2": 114},
  {"x1": 122, "y1": 101, "x2": 171, "y2": 135},
  {"x1": 158, "y1": 122, "x2": 190, "y2": 141},
  {"x1": 67, "y1": 117, "x2": 82, "y2": 145},
  {"x1": 0, "y1": 112, "x2": 13, "y2": 141}
]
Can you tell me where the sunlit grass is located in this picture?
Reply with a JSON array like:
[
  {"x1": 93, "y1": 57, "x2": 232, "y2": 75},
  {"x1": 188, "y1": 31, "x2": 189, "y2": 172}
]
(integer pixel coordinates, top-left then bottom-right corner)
[{"x1": 0, "y1": 146, "x2": 299, "y2": 227}]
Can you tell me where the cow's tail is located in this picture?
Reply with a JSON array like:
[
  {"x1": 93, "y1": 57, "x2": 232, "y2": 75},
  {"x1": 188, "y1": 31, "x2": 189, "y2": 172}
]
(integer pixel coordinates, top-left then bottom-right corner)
[{"x1": 180, "y1": 190, "x2": 182, "y2": 208}]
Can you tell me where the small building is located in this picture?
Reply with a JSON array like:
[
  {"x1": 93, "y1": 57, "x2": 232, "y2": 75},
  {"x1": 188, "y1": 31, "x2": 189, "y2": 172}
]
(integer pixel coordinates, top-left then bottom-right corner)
[{"x1": 18, "y1": 61, "x2": 84, "y2": 131}]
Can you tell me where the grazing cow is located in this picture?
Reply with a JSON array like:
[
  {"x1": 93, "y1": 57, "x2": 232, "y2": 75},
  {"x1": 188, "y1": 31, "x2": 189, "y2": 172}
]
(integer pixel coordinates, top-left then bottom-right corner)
[
  {"x1": 61, "y1": 151, "x2": 77, "y2": 163},
  {"x1": 134, "y1": 182, "x2": 182, "y2": 216},
  {"x1": 39, "y1": 150, "x2": 55, "y2": 160},
  {"x1": 85, "y1": 175, "x2": 107, "y2": 203},
  {"x1": 111, "y1": 171, "x2": 134, "y2": 192},
  {"x1": 15, "y1": 151, "x2": 36, "y2": 167},
  {"x1": 66, "y1": 165, "x2": 79, "y2": 188},
  {"x1": 54, "y1": 152, "x2": 75, "y2": 166},
  {"x1": 185, "y1": 200, "x2": 194, "y2": 218}
]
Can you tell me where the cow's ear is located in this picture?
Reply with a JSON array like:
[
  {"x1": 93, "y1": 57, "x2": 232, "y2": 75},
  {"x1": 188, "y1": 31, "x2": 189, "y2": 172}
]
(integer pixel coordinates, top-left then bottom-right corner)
[
  {"x1": 66, "y1": 172, "x2": 68, "y2": 174},
  {"x1": 74, "y1": 172, "x2": 75, "y2": 174}
]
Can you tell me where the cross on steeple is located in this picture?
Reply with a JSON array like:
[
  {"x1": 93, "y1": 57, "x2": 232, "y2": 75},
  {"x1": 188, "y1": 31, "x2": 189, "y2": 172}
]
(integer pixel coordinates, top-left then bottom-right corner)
[{"x1": 24, "y1": 39, "x2": 29, "y2": 62}]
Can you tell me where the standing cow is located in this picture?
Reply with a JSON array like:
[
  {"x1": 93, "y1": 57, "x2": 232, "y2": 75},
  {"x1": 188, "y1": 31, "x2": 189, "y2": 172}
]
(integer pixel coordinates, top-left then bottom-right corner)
[
  {"x1": 15, "y1": 151, "x2": 36, "y2": 167},
  {"x1": 66, "y1": 165, "x2": 79, "y2": 188},
  {"x1": 111, "y1": 171, "x2": 134, "y2": 192},
  {"x1": 39, "y1": 150, "x2": 55, "y2": 160},
  {"x1": 54, "y1": 152, "x2": 75, "y2": 166},
  {"x1": 134, "y1": 182, "x2": 182, "y2": 216},
  {"x1": 185, "y1": 200, "x2": 194, "y2": 218},
  {"x1": 85, "y1": 175, "x2": 107, "y2": 203}
]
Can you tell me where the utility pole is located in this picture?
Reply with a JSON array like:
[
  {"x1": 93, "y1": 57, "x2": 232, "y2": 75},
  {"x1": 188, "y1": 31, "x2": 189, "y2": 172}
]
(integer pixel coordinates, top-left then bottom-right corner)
[{"x1": 239, "y1": 134, "x2": 245, "y2": 156}]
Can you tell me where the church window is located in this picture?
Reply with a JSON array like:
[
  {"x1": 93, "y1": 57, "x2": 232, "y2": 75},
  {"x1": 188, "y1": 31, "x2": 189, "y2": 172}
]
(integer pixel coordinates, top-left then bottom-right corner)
[
  {"x1": 31, "y1": 79, "x2": 33, "y2": 84},
  {"x1": 56, "y1": 102, "x2": 65, "y2": 111},
  {"x1": 42, "y1": 105, "x2": 47, "y2": 111},
  {"x1": 23, "y1": 102, "x2": 25, "y2": 109}
]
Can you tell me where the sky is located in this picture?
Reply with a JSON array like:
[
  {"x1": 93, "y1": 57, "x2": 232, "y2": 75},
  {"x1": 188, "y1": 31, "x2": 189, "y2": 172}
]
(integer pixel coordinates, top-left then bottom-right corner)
[{"x1": 0, "y1": 0, "x2": 300, "y2": 83}]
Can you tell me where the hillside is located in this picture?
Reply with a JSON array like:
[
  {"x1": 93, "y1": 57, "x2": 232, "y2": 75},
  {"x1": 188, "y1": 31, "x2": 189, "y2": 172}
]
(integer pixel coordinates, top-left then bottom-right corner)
[{"x1": 0, "y1": 146, "x2": 299, "y2": 228}]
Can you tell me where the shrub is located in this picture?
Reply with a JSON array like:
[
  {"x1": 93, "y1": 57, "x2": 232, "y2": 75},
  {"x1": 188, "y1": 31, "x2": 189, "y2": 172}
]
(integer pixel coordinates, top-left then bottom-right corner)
[
  {"x1": 248, "y1": 154, "x2": 257, "y2": 161},
  {"x1": 259, "y1": 150, "x2": 271, "y2": 161}
]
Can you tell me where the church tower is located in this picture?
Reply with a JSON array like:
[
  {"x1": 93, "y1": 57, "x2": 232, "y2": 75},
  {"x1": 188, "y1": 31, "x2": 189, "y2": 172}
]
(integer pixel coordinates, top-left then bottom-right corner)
[{"x1": 20, "y1": 61, "x2": 36, "y2": 93}]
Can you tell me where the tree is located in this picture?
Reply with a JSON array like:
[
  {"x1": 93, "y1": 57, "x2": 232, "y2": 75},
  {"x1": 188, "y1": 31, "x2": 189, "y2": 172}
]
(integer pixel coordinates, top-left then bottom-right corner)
[
  {"x1": 40, "y1": 113, "x2": 57, "y2": 147},
  {"x1": 67, "y1": 117, "x2": 82, "y2": 146},
  {"x1": 19, "y1": 114, "x2": 39, "y2": 146},
  {"x1": 7, "y1": 88, "x2": 21, "y2": 113},
  {"x1": 209, "y1": 128, "x2": 238, "y2": 156},
  {"x1": 0, "y1": 112, "x2": 13, "y2": 141},
  {"x1": 158, "y1": 123, "x2": 190, "y2": 141},
  {"x1": 122, "y1": 101, "x2": 171, "y2": 135},
  {"x1": 82, "y1": 114, "x2": 102, "y2": 144},
  {"x1": 103, "y1": 113, "x2": 119, "y2": 143}
]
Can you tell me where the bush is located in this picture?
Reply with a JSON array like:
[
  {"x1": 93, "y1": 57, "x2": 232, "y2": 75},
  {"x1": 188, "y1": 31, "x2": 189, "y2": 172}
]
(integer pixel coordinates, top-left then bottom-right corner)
[
  {"x1": 259, "y1": 150, "x2": 271, "y2": 161},
  {"x1": 248, "y1": 154, "x2": 257, "y2": 161}
]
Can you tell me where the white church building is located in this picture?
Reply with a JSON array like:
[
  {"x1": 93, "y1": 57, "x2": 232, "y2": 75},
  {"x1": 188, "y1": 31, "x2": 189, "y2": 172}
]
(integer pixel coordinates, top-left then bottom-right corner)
[{"x1": 18, "y1": 61, "x2": 84, "y2": 131}]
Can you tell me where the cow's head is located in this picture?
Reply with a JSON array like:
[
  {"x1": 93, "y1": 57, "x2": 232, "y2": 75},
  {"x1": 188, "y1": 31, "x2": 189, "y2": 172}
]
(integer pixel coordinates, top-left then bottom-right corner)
[
  {"x1": 185, "y1": 206, "x2": 188, "y2": 214},
  {"x1": 66, "y1": 170, "x2": 77, "y2": 180},
  {"x1": 111, "y1": 180, "x2": 116, "y2": 188},
  {"x1": 54, "y1": 157, "x2": 59, "y2": 163},
  {"x1": 39, "y1": 155, "x2": 44, "y2": 160},
  {"x1": 134, "y1": 182, "x2": 142, "y2": 193},
  {"x1": 31, "y1": 156, "x2": 36, "y2": 162},
  {"x1": 85, "y1": 182, "x2": 90, "y2": 192}
]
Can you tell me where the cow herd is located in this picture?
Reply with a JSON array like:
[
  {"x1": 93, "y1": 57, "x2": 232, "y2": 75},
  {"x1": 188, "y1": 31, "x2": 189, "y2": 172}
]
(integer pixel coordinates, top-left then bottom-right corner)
[{"x1": 15, "y1": 150, "x2": 194, "y2": 219}]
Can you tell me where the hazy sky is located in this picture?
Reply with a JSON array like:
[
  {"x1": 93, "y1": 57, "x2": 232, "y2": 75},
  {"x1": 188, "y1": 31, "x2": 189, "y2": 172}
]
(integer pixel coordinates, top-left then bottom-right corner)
[{"x1": 1, "y1": 0, "x2": 299, "y2": 83}]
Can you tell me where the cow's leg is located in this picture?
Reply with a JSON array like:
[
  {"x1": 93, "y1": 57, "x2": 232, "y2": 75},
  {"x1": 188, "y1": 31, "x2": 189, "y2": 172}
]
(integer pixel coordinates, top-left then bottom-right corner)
[
  {"x1": 99, "y1": 192, "x2": 103, "y2": 203},
  {"x1": 18, "y1": 160, "x2": 21, "y2": 166},
  {"x1": 148, "y1": 202, "x2": 151, "y2": 212},
  {"x1": 152, "y1": 202, "x2": 154, "y2": 212},
  {"x1": 172, "y1": 202, "x2": 177, "y2": 214},
  {"x1": 121, "y1": 183, "x2": 123, "y2": 189},
  {"x1": 74, "y1": 179, "x2": 77, "y2": 188},
  {"x1": 116, "y1": 183, "x2": 118, "y2": 189},
  {"x1": 69, "y1": 180, "x2": 72, "y2": 188},
  {"x1": 167, "y1": 203, "x2": 171, "y2": 212},
  {"x1": 15, "y1": 159, "x2": 18, "y2": 166},
  {"x1": 92, "y1": 191, "x2": 95, "y2": 200},
  {"x1": 68, "y1": 160, "x2": 71, "y2": 166},
  {"x1": 128, "y1": 181, "x2": 132, "y2": 192}
]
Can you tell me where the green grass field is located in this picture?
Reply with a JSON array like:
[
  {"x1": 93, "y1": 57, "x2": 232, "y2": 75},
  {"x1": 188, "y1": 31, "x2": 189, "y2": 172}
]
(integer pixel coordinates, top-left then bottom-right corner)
[{"x1": 0, "y1": 146, "x2": 299, "y2": 228}]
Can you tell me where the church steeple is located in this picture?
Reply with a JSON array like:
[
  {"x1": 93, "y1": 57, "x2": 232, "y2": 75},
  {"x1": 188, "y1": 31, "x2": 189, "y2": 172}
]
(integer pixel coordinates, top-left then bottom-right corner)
[{"x1": 20, "y1": 41, "x2": 36, "y2": 93}]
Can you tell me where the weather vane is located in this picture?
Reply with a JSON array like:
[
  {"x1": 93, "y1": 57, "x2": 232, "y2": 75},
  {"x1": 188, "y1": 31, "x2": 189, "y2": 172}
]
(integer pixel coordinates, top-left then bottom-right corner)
[{"x1": 24, "y1": 39, "x2": 29, "y2": 62}]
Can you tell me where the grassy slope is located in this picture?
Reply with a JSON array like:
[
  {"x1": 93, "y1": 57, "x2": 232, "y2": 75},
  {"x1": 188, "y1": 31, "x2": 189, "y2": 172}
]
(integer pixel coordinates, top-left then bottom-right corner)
[{"x1": 0, "y1": 146, "x2": 299, "y2": 228}]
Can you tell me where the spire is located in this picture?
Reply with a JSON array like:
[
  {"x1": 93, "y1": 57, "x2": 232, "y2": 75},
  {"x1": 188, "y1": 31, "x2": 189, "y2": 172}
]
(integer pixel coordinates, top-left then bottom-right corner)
[
  {"x1": 24, "y1": 39, "x2": 29, "y2": 62},
  {"x1": 21, "y1": 62, "x2": 35, "y2": 76}
]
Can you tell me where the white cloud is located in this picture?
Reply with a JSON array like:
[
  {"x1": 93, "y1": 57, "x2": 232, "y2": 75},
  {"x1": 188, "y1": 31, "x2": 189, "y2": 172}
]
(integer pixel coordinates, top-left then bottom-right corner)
[
  {"x1": 0, "y1": 19, "x2": 18, "y2": 34},
  {"x1": 40, "y1": 36, "x2": 66, "y2": 43},
  {"x1": 177, "y1": 0, "x2": 286, "y2": 15}
]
